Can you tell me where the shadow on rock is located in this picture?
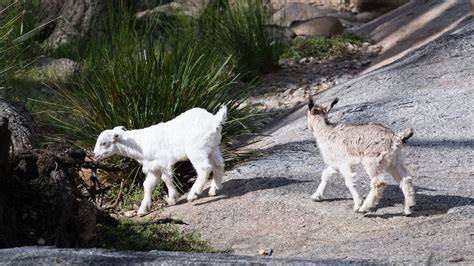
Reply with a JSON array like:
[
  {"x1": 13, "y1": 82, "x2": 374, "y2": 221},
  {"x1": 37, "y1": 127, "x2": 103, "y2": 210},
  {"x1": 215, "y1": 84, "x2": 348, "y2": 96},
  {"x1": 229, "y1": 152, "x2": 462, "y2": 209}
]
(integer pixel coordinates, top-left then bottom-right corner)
[
  {"x1": 263, "y1": 139, "x2": 317, "y2": 154},
  {"x1": 407, "y1": 138, "x2": 474, "y2": 149},
  {"x1": 223, "y1": 177, "x2": 311, "y2": 197},
  {"x1": 194, "y1": 177, "x2": 311, "y2": 206},
  {"x1": 364, "y1": 185, "x2": 474, "y2": 218}
]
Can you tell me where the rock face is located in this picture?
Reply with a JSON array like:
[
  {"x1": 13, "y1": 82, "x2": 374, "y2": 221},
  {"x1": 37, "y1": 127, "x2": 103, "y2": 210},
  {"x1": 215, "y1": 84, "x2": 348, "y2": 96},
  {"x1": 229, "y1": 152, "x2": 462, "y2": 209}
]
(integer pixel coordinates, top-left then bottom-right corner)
[
  {"x1": 290, "y1": 16, "x2": 344, "y2": 37},
  {"x1": 155, "y1": 18, "x2": 474, "y2": 264},
  {"x1": 270, "y1": 0, "x2": 347, "y2": 11},
  {"x1": 353, "y1": 0, "x2": 408, "y2": 13},
  {"x1": 271, "y1": 2, "x2": 334, "y2": 27},
  {"x1": 135, "y1": 0, "x2": 210, "y2": 19},
  {"x1": 353, "y1": 0, "x2": 472, "y2": 72},
  {"x1": 0, "y1": 99, "x2": 37, "y2": 153},
  {"x1": 0, "y1": 247, "x2": 357, "y2": 264},
  {"x1": 32, "y1": 57, "x2": 79, "y2": 80}
]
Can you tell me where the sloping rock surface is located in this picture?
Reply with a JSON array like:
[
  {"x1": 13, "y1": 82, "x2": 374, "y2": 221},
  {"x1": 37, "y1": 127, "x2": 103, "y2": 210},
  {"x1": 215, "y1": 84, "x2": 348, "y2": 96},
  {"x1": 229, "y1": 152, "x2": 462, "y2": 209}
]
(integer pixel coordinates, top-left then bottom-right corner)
[
  {"x1": 157, "y1": 17, "x2": 474, "y2": 264},
  {"x1": 354, "y1": 0, "x2": 471, "y2": 72},
  {"x1": 0, "y1": 246, "x2": 365, "y2": 265}
]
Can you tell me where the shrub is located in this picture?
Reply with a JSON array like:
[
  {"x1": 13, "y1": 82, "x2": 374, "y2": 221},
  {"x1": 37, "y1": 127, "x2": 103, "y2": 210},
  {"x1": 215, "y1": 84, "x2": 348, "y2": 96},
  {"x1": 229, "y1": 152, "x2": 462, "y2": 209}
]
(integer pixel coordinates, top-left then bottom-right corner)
[
  {"x1": 201, "y1": 0, "x2": 288, "y2": 80},
  {"x1": 282, "y1": 35, "x2": 364, "y2": 62}
]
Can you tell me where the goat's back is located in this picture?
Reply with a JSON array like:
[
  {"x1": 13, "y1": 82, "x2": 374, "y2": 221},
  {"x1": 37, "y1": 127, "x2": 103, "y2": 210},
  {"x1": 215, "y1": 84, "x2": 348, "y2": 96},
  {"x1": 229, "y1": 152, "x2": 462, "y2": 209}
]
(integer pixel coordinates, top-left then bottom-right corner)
[
  {"x1": 318, "y1": 123, "x2": 398, "y2": 164},
  {"x1": 169, "y1": 107, "x2": 222, "y2": 135},
  {"x1": 146, "y1": 108, "x2": 223, "y2": 152}
]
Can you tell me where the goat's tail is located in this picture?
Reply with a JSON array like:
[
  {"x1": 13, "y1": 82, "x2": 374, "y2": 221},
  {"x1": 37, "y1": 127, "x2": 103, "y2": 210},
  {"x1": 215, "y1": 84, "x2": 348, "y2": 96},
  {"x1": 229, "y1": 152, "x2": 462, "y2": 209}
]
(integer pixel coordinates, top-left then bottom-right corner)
[
  {"x1": 395, "y1": 128, "x2": 413, "y2": 144},
  {"x1": 214, "y1": 105, "x2": 227, "y2": 125}
]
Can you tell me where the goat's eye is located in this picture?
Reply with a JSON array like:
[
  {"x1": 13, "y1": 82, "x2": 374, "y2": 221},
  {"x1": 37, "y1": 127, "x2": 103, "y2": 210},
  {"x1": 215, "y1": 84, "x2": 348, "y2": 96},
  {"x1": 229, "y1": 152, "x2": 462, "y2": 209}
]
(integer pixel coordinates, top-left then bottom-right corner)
[{"x1": 100, "y1": 142, "x2": 106, "y2": 146}]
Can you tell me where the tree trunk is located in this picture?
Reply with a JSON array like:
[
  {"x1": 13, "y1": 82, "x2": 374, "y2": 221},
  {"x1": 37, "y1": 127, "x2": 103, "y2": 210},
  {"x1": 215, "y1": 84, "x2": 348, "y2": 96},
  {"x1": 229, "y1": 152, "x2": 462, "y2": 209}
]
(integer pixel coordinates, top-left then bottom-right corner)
[
  {"x1": 0, "y1": 99, "x2": 37, "y2": 153},
  {"x1": 0, "y1": 117, "x2": 10, "y2": 184},
  {"x1": 40, "y1": 0, "x2": 106, "y2": 48}
]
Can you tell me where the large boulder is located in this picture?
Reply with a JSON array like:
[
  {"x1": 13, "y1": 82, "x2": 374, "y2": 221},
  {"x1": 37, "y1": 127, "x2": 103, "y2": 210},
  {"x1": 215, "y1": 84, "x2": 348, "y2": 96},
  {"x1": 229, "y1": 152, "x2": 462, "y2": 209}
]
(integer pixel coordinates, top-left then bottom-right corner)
[
  {"x1": 30, "y1": 57, "x2": 79, "y2": 81},
  {"x1": 290, "y1": 16, "x2": 344, "y2": 37},
  {"x1": 352, "y1": 0, "x2": 409, "y2": 13},
  {"x1": 270, "y1": 0, "x2": 347, "y2": 11},
  {"x1": 271, "y1": 2, "x2": 336, "y2": 27},
  {"x1": 136, "y1": 0, "x2": 210, "y2": 19},
  {"x1": 0, "y1": 99, "x2": 37, "y2": 153},
  {"x1": 149, "y1": 18, "x2": 474, "y2": 263},
  {"x1": 353, "y1": 0, "x2": 472, "y2": 72}
]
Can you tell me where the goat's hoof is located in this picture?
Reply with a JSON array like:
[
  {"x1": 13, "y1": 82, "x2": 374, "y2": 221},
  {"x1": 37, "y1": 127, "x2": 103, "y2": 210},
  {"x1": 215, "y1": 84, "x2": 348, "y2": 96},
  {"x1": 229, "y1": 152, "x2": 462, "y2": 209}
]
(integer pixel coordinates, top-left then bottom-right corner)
[
  {"x1": 166, "y1": 198, "x2": 177, "y2": 206},
  {"x1": 353, "y1": 205, "x2": 361, "y2": 212},
  {"x1": 137, "y1": 209, "x2": 148, "y2": 217},
  {"x1": 187, "y1": 193, "x2": 199, "y2": 202},
  {"x1": 208, "y1": 188, "x2": 218, "y2": 197},
  {"x1": 310, "y1": 193, "x2": 322, "y2": 201},
  {"x1": 356, "y1": 207, "x2": 368, "y2": 213},
  {"x1": 404, "y1": 206, "x2": 415, "y2": 216}
]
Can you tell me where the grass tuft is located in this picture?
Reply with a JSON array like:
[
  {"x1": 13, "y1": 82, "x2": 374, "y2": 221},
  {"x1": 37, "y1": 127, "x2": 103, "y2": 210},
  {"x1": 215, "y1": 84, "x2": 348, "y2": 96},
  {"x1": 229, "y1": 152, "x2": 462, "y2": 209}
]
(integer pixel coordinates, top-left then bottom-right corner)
[{"x1": 95, "y1": 219, "x2": 214, "y2": 252}]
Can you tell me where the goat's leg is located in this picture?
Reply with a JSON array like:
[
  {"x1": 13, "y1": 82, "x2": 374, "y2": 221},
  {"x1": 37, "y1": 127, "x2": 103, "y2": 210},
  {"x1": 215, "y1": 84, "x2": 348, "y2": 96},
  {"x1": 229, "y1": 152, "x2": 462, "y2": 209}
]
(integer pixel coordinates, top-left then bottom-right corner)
[
  {"x1": 311, "y1": 166, "x2": 337, "y2": 201},
  {"x1": 359, "y1": 160, "x2": 387, "y2": 213},
  {"x1": 187, "y1": 153, "x2": 213, "y2": 202},
  {"x1": 161, "y1": 168, "x2": 179, "y2": 206},
  {"x1": 339, "y1": 165, "x2": 363, "y2": 212},
  {"x1": 358, "y1": 176, "x2": 386, "y2": 213},
  {"x1": 209, "y1": 148, "x2": 225, "y2": 197},
  {"x1": 137, "y1": 171, "x2": 160, "y2": 216},
  {"x1": 388, "y1": 162, "x2": 415, "y2": 215}
]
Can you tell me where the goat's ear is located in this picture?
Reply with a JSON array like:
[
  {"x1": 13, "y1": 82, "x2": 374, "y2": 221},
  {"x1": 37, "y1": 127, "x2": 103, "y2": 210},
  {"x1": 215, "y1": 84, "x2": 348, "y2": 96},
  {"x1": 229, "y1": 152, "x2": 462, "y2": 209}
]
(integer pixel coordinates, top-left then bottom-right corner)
[
  {"x1": 325, "y1": 98, "x2": 339, "y2": 113},
  {"x1": 113, "y1": 126, "x2": 127, "y2": 131},
  {"x1": 308, "y1": 97, "x2": 315, "y2": 111},
  {"x1": 112, "y1": 133, "x2": 120, "y2": 144}
]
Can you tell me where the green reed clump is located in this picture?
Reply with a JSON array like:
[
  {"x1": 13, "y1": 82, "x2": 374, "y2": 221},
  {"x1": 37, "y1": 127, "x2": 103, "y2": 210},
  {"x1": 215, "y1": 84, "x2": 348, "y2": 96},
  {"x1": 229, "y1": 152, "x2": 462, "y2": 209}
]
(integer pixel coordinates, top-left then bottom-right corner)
[
  {"x1": 45, "y1": 4, "x2": 252, "y2": 159},
  {"x1": 200, "y1": 0, "x2": 288, "y2": 80}
]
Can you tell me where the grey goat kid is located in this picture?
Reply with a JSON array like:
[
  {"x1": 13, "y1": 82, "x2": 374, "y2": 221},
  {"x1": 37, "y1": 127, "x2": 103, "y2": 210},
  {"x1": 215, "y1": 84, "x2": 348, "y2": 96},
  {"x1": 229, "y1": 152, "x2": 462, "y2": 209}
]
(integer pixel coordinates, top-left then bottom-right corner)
[{"x1": 307, "y1": 98, "x2": 416, "y2": 215}]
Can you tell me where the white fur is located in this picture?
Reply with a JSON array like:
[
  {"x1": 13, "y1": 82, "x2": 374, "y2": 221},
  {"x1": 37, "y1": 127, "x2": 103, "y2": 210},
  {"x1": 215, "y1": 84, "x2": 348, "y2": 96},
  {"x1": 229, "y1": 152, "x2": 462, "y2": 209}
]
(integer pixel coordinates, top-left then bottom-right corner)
[
  {"x1": 307, "y1": 98, "x2": 415, "y2": 215},
  {"x1": 93, "y1": 106, "x2": 227, "y2": 216}
]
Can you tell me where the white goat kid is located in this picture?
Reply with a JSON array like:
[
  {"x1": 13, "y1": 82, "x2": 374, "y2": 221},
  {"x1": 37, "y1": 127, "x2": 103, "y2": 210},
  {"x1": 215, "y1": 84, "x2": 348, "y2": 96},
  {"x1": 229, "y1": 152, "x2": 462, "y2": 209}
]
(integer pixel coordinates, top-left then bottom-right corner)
[
  {"x1": 307, "y1": 98, "x2": 416, "y2": 215},
  {"x1": 93, "y1": 106, "x2": 227, "y2": 216}
]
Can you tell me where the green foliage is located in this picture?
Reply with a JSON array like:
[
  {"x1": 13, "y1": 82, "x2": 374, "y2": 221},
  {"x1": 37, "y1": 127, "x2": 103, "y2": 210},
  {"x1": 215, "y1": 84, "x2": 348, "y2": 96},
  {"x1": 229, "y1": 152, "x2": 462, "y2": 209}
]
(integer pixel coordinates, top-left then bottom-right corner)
[
  {"x1": 0, "y1": 1, "x2": 39, "y2": 92},
  {"x1": 50, "y1": 1, "x2": 138, "y2": 62},
  {"x1": 95, "y1": 219, "x2": 214, "y2": 252},
  {"x1": 43, "y1": 2, "x2": 252, "y2": 159},
  {"x1": 4, "y1": 0, "x2": 271, "y2": 211},
  {"x1": 105, "y1": 171, "x2": 164, "y2": 210},
  {"x1": 0, "y1": 1, "x2": 45, "y2": 108},
  {"x1": 282, "y1": 35, "x2": 365, "y2": 62},
  {"x1": 201, "y1": 0, "x2": 288, "y2": 80}
]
